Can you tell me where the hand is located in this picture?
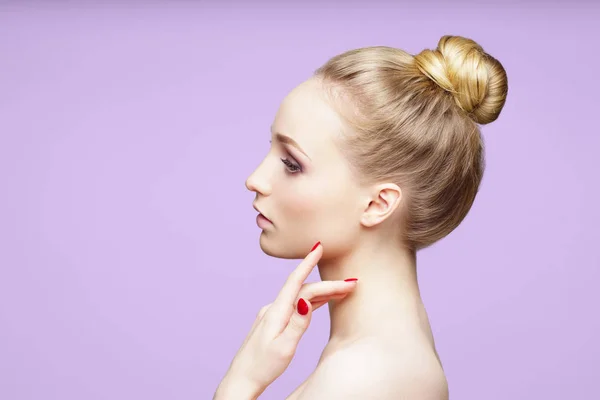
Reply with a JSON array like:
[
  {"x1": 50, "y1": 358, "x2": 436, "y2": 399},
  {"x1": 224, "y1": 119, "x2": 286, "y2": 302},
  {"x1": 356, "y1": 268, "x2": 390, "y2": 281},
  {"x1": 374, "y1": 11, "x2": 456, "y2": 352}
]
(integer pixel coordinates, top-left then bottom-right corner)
[{"x1": 214, "y1": 242, "x2": 358, "y2": 399}]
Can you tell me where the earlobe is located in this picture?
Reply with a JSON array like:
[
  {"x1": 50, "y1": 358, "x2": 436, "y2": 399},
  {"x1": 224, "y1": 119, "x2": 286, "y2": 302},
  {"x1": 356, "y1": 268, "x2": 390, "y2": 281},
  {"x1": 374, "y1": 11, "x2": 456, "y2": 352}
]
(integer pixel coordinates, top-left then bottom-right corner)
[{"x1": 360, "y1": 184, "x2": 402, "y2": 228}]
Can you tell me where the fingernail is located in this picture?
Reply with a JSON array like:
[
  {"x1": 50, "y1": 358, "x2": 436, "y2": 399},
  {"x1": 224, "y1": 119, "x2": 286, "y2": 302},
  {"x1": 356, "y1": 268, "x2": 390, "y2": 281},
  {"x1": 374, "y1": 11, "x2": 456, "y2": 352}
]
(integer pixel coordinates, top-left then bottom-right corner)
[
  {"x1": 297, "y1": 298, "x2": 309, "y2": 315},
  {"x1": 310, "y1": 241, "x2": 321, "y2": 252},
  {"x1": 344, "y1": 278, "x2": 358, "y2": 282}
]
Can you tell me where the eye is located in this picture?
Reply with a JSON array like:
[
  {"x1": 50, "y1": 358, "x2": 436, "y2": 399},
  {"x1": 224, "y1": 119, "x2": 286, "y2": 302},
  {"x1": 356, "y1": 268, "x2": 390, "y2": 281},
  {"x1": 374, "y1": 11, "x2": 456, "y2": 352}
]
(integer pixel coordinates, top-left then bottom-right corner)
[{"x1": 280, "y1": 157, "x2": 301, "y2": 173}]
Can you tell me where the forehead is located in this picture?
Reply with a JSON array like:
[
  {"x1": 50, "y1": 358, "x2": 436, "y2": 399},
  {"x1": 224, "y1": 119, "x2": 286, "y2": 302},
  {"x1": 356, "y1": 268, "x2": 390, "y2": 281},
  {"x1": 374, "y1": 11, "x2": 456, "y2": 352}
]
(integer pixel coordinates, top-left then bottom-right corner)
[{"x1": 272, "y1": 78, "x2": 345, "y2": 149}]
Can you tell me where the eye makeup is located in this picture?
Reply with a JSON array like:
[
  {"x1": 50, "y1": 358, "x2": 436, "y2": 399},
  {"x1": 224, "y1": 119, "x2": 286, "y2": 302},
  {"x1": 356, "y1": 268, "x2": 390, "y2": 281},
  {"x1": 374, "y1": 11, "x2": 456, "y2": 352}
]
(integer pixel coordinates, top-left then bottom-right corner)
[{"x1": 281, "y1": 157, "x2": 302, "y2": 173}]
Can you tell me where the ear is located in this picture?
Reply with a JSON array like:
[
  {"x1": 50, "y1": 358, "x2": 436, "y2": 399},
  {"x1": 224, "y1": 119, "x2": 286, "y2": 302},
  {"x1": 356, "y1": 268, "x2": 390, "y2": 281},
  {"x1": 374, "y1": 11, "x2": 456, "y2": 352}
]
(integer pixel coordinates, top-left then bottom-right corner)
[{"x1": 360, "y1": 183, "x2": 403, "y2": 228}]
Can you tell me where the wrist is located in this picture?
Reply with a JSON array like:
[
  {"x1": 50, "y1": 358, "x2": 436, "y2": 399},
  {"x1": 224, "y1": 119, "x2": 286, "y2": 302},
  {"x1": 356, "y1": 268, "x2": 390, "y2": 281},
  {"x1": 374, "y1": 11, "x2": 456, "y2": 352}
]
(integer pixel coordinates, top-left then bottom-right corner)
[{"x1": 214, "y1": 374, "x2": 262, "y2": 400}]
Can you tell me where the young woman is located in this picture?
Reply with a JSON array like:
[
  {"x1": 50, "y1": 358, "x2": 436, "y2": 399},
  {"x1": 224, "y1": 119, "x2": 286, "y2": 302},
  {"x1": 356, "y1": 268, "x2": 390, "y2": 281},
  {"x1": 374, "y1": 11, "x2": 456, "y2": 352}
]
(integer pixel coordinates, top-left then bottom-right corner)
[{"x1": 214, "y1": 35, "x2": 508, "y2": 399}]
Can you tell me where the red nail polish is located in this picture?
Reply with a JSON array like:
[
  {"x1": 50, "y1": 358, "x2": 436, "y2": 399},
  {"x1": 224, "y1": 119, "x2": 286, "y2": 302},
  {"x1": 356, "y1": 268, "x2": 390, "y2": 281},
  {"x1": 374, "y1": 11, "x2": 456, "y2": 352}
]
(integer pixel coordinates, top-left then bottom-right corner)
[
  {"x1": 297, "y1": 298, "x2": 309, "y2": 315},
  {"x1": 344, "y1": 278, "x2": 358, "y2": 282},
  {"x1": 310, "y1": 241, "x2": 321, "y2": 252}
]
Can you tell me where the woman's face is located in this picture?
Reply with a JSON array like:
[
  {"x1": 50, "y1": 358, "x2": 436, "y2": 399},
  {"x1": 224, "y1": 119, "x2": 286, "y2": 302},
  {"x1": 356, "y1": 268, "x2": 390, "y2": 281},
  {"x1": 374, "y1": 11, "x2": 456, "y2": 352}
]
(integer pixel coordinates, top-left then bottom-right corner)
[{"x1": 245, "y1": 78, "x2": 365, "y2": 260}]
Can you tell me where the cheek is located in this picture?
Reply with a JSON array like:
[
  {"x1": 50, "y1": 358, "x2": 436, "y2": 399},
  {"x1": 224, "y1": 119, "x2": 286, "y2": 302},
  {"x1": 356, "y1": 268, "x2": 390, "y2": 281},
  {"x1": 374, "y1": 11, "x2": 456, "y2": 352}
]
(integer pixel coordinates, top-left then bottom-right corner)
[
  {"x1": 279, "y1": 184, "x2": 321, "y2": 223},
  {"x1": 281, "y1": 177, "x2": 358, "y2": 239}
]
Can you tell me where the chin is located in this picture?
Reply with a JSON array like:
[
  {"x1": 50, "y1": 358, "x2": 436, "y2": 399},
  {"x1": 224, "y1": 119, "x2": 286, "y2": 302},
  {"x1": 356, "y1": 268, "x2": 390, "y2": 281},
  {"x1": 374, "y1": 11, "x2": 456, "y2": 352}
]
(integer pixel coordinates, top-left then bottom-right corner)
[{"x1": 258, "y1": 234, "x2": 312, "y2": 260}]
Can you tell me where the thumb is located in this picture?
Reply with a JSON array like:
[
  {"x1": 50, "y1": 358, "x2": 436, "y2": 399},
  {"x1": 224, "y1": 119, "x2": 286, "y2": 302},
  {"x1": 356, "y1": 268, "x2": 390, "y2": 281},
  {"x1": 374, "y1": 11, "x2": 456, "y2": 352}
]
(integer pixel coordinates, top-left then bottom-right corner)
[{"x1": 279, "y1": 298, "x2": 313, "y2": 346}]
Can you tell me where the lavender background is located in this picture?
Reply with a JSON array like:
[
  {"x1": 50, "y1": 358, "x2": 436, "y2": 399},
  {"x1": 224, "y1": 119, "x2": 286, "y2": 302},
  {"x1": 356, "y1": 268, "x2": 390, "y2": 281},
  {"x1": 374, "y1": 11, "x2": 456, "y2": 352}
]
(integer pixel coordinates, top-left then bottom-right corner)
[{"x1": 1, "y1": 2, "x2": 598, "y2": 399}]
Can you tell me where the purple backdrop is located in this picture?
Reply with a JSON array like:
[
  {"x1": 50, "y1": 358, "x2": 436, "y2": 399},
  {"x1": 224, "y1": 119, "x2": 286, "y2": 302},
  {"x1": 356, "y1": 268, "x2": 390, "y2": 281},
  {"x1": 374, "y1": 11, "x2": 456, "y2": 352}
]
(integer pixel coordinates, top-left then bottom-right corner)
[{"x1": 1, "y1": 2, "x2": 598, "y2": 399}]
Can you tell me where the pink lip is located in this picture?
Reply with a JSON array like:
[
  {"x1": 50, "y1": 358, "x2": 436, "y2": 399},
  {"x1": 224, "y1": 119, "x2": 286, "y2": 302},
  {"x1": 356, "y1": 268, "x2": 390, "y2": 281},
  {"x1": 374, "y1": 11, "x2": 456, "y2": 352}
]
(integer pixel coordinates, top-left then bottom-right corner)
[
  {"x1": 256, "y1": 213, "x2": 273, "y2": 228},
  {"x1": 253, "y1": 204, "x2": 272, "y2": 222}
]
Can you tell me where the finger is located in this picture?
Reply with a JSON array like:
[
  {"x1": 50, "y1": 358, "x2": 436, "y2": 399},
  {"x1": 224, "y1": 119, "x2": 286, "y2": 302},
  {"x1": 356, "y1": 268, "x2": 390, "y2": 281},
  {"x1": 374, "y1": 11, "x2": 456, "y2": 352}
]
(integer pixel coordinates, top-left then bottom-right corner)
[
  {"x1": 275, "y1": 297, "x2": 313, "y2": 348},
  {"x1": 308, "y1": 292, "x2": 349, "y2": 304},
  {"x1": 298, "y1": 280, "x2": 358, "y2": 302},
  {"x1": 262, "y1": 292, "x2": 346, "y2": 341},
  {"x1": 241, "y1": 303, "x2": 272, "y2": 348},
  {"x1": 311, "y1": 299, "x2": 330, "y2": 311},
  {"x1": 271, "y1": 242, "x2": 323, "y2": 311},
  {"x1": 311, "y1": 294, "x2": 347, "y2": 310}
]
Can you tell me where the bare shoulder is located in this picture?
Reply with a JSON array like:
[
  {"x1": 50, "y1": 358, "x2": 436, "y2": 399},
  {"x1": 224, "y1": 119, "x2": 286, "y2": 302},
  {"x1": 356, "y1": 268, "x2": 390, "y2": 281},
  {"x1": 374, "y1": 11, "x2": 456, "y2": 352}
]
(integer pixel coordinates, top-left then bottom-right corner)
[{"x1": 296, "y1": 337, "x2": 449, "y2": 400}]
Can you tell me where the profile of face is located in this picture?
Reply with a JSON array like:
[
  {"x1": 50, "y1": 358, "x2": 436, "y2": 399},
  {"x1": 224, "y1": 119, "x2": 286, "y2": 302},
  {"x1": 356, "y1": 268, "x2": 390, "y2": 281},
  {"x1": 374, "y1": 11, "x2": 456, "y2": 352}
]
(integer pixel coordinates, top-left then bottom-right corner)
[
  {"x1": 245, "y1": 78, "x2": 374, "y2": 261},
  {"x1": 246, "y1": 37, "x2": 508, "y2": 258}
]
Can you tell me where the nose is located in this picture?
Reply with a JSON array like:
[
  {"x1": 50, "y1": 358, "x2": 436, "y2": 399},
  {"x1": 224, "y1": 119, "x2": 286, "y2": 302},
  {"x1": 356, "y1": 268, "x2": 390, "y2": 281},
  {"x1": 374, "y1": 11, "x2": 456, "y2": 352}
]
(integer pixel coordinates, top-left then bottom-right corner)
[{"x1": 245, "y1": 160, "x2": 272, "y2": 196}]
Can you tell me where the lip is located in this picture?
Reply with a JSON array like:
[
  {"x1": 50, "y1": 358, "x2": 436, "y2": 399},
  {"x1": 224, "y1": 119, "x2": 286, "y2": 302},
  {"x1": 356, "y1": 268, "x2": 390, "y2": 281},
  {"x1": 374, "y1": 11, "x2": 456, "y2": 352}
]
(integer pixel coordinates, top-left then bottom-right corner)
[
  {"x1": 256, "y1": 213, "x2": 273, "y2": 229},
  {"x1": 253, "y1": 204, "x2": 272, "y2": 223}
]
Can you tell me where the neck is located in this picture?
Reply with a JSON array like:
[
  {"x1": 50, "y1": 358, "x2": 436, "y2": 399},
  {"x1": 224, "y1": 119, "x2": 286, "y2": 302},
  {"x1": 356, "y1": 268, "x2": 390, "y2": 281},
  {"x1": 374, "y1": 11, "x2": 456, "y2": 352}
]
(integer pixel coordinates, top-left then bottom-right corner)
[{"x1": 317, "y1": 238, "x2": 430, "y2": 350}]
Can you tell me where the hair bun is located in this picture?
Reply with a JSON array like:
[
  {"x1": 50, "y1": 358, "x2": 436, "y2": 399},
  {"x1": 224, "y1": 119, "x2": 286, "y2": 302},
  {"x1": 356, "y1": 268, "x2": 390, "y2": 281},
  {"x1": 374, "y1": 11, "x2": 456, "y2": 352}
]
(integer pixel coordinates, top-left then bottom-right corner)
[{"x1": 414, "y1": 35, "x2": 508, "y2": 125}]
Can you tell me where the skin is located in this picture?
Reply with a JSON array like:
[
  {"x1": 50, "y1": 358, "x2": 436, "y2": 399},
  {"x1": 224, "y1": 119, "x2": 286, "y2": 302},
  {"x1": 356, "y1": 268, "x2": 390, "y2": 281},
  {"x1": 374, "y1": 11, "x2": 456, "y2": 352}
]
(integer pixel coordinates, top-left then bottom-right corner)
[
  {"x1": 240, "y1": 77, "x2": 449, "y2": 399},
  {"x1": 213, "y1": 244, "x2": 359, "y2": 399}
]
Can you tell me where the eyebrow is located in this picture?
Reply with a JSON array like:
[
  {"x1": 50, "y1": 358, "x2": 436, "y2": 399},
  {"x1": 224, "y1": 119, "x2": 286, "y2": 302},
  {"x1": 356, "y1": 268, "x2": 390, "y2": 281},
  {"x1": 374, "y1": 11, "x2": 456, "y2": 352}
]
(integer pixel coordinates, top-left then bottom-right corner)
[{"x1": 272, "y1": 131, "x2": 311, "y2": 160}]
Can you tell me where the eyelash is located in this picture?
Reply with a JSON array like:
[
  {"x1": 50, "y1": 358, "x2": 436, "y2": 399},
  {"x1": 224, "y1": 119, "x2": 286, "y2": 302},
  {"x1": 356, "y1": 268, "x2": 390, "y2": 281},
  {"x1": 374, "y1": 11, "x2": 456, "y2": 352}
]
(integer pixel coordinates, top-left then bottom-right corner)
[
  {"x1": 269, "y1": 139, "x2": 302, "y2": 173},
  {"x1": 281, "y1": 157, "x2": 301, "y2": 173}
]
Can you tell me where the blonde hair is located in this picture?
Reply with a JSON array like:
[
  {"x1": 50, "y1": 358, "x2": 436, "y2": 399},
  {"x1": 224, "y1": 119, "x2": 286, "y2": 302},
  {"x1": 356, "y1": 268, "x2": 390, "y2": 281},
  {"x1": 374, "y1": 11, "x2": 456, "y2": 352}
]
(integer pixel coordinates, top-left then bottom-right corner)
[{"x1": 314, "y1": 35, "x2": 508, "y2": 251}]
